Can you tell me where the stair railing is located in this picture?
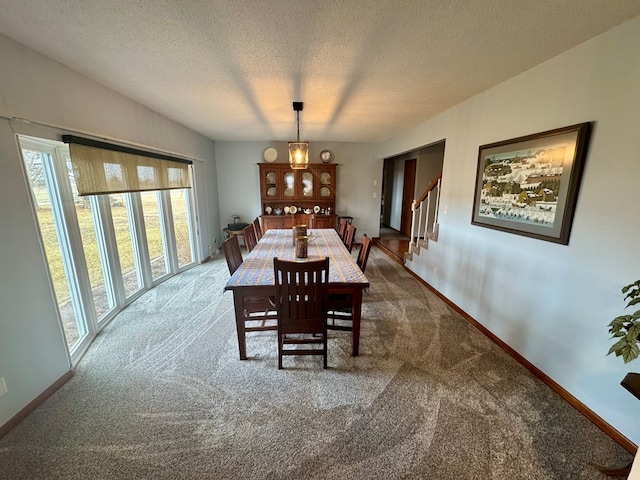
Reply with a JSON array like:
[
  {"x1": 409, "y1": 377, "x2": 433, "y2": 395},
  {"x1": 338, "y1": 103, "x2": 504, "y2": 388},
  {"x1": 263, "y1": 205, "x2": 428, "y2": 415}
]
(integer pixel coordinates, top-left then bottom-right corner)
[{"x1": 407, "y1": 171, "x2": 442, "y2": 260}]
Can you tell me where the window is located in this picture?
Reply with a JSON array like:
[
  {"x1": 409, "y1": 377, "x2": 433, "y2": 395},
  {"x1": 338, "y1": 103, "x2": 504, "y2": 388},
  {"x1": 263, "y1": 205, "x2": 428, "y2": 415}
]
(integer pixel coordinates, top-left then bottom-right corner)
[{"x1": 19, "y1": 135, "x2": 200, "y2": 363}]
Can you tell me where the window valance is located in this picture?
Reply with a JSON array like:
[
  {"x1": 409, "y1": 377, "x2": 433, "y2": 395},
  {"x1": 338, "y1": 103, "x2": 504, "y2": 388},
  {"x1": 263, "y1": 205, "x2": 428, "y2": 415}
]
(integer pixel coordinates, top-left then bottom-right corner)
[{"x1": 62, "y1": 135, "x2": 192, "y2": 196}]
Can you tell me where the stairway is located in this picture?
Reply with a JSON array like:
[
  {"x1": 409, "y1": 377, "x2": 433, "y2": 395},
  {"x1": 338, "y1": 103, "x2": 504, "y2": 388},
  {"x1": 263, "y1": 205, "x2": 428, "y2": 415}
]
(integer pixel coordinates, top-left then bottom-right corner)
[{"x1": 404, "y1": 171, "x2": 442, "y2": 263}]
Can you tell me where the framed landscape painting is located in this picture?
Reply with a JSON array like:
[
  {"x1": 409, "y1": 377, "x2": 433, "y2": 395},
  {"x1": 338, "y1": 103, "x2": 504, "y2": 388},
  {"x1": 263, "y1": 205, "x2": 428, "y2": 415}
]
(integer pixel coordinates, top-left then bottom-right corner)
[{"x1": 471, "y1": 122, "x2": 591, "y2": 244}]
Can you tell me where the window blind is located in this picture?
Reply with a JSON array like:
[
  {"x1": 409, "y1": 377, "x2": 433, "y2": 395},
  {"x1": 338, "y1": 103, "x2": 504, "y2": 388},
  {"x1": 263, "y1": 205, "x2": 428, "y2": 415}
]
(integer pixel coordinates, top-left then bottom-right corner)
[{"x1": 63, "y1": 135, "x2": 192, "y2": 196}]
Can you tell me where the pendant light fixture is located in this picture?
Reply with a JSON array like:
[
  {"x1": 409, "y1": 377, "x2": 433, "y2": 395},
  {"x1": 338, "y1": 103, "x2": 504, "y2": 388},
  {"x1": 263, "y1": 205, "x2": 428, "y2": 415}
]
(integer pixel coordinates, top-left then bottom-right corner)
[{"x1": 288, "y1": 101, "x2": 309, "y2": 169}]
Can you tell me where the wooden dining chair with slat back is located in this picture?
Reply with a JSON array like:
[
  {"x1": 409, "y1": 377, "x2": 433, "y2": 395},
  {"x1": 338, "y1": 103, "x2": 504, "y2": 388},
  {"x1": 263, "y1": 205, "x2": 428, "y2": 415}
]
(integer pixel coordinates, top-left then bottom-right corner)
[
  {"x1": 344, "y1": 224, "x2": 356, "y2": 253},
  {"x1": 222, "y1": 235, "x2": 243, "y2": 275},
  {"x1": 356, "y1": 234, "x2": 372, "y2": 273},
  {"x1": 338, "y1": 217, "x2": 348, "y2": 242},
  {"x1": 273, "y1": 257, "x2": 330, "y2": 369},
  {"x1": 253, "y1": 217, "x2": 263, "y2": 241},
  {"x1": 327, "y1": 234, "x2": 372, "y2": 332},
  {"x1": 243, "y1": 223, "x2": 258, "y2": 252},
  {"x1": 222, "y1": 235, "x2": 278, "y2": 340}
]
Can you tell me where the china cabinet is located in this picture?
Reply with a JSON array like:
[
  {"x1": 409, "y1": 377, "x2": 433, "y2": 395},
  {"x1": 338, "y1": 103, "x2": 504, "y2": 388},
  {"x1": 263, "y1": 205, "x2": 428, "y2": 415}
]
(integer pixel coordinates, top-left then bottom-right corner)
[{"x1": 259, "y1": 163, "x2": 337, "y2": 232}]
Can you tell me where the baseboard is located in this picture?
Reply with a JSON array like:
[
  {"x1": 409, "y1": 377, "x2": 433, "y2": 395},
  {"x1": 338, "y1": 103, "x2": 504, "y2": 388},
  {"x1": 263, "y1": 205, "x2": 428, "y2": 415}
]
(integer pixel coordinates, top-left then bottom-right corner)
[
  {"x1": 402, "y1": 267, "x2": 638, "y2": 455},
  {"x1": 0, "y1": 370, "x2": 73, "y2": 439}
]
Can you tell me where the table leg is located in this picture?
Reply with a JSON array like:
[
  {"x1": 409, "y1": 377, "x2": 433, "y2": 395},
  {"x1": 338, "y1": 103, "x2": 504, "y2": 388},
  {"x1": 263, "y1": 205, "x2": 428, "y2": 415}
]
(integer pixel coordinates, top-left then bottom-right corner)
[
  {"x1": 351, "y1": 288, "x2": 363, "y2": 356},
  {"x1": 232, "y1": 290, "x2": 247, "y2": 360}
]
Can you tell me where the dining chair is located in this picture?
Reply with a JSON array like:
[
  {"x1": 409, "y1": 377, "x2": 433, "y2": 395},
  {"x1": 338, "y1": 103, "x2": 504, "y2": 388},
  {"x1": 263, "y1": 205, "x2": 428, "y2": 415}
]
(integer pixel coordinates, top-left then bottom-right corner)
[
  {"x1": 273, "y1": 257, "x2": 330, "y2": 369},
  {"x1": 253, "y1": 217, "x2": 263, "y2": 241},
  {"x1": 327, "y1": 234, "x2": 372, "y2": 332},
  {"x1": 338, "y1": 217, "x2": 348, "y2": 242},
  {"x1": 356, "y1": 234, "x2": 372, "y2": 273},
  {"x1": 243, "y1": 223, "x2": 258, "y2": 252},
  {"x1": 222, "y1": 235, "x2": 278, "y2": 337},
  {"x1": 344, "y1": 224, "x2": 356, "y2": 253},
  {"x1": 222, "y1": 235, "x2": 243, "y2": 275}
]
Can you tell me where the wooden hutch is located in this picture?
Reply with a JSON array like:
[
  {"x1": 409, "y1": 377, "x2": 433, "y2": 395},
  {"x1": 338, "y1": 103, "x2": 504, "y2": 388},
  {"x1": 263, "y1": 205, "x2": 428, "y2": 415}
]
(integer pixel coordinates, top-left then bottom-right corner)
[{"x1": 259, "y1": 162, "x2": 337, "y2": 233}]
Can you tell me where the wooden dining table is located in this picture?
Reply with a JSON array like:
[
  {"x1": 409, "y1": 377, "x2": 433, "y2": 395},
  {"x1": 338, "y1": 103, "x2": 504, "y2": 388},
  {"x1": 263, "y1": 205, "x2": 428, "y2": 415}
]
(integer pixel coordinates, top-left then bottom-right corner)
[{"x1": 224, "y1": 228, "x2": 370, "y2": 360}]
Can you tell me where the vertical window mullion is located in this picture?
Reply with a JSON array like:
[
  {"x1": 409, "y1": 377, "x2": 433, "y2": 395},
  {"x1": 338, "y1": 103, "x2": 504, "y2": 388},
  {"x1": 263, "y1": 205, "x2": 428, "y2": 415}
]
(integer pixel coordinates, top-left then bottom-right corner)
[
  {"x1": 96, "y1": 194, "x2": 127, "y2": 308},
  {"x1": 89, "y1": 195, "x2": 117, "y2": 321},
  {"x1": 156, "y1": 190, "x2": 171, "y2": 280},
  {"x1": 184, "y1": 182, "x2": 200, "y2": 266},
  {"x1": 128, "y1": 192, "x2": 153, "y2": 288},
  {"x1": 160, "y1": 189, "x2": 179, "y2": 273}
]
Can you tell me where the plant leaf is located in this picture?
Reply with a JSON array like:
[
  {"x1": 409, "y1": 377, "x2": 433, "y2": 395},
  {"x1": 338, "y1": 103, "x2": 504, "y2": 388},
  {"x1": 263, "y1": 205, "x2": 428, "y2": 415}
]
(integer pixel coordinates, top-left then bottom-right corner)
[
  {"x1": 608, "y1": 337, "x2": 628, "y2": 356},
  {"x1": 622, "y1": 342, "x2": 640, "y2": 364},
  {"x1": 608, "y1": 315, "x2": 631, "y2": 327},
  {"x1": 625, "y1": 323, "x2": 640, "y2": 341},
  {"x1": 626, "y1": 297, "x2": 640, "y2": 308}
]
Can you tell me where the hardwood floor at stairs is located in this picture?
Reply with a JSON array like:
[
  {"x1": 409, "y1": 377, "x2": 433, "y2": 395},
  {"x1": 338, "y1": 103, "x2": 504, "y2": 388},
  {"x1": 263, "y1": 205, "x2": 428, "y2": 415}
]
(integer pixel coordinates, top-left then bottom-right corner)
[{"x1": 375, "y1": 226, "x2": 409, "y2": 263}]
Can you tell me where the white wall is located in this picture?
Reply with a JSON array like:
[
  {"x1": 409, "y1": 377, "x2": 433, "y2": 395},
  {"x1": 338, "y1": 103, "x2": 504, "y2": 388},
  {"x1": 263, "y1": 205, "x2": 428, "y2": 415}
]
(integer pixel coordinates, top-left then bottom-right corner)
[
  {"x1": 0, "y1": 33, "x2": 219, "y2": 429},
  {"x1": 378, "y1": 16, "x2": 640, "y2": 444},
  {"x1": 215, "y1": 141, "x2": 380, "y2": 241}
]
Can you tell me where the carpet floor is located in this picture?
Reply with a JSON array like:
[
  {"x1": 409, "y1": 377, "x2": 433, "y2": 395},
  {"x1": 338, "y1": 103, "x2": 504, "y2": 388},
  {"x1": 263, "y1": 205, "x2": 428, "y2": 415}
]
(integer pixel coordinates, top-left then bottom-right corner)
[{"x1": 0, "y1": 247, "x2": 632, "y2": 479}]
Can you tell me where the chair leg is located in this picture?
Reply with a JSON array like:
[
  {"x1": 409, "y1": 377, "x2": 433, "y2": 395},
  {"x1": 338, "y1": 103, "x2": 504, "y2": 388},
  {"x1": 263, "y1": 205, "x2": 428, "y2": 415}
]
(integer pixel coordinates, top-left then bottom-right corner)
[
  {"x1": 323, "y1": 329, "x2": 328, "y2": 369},
  {"x1": 278, "y1": 333, "x2": 283, "y2": 369}
]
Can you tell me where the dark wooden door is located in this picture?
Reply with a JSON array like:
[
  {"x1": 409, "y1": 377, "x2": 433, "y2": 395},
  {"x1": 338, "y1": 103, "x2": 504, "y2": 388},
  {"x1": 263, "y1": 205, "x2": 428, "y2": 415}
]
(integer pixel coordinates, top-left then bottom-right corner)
[{"x1": 400, "y1": 159, "x2": 416, "y2": 236}]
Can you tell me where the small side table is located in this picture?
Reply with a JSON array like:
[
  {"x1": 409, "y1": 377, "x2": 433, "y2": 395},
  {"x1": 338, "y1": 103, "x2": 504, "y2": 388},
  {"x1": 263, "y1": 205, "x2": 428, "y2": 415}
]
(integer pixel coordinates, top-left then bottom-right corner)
[{"x1": 223, "y1": 228, "x2": 245, "y2": 243}]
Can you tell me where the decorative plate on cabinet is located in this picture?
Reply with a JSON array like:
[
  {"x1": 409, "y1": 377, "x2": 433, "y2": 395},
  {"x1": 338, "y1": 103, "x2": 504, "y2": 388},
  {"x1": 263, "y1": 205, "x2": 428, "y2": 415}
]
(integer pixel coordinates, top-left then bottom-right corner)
[
  {"x1": 265, "y1": 171, "x2": 276, "y2": 183},
  {"x1": 267, "y1": 186, "x2": 277, "y2": 196},
  {"x1": 320, "y1": 172, "x2": 331, "y2": 184},
  {"x1": 320, "y1": 149, "x2": 333, "y2": 163},
  {"x1": 263, "y1": 147, "x2": 278, "y2": 163},
  {"x1": 313, "y1": 205, "x2": 321, "y2": 213},
  {"x1": 290, "y1": 206, "x2": 298, "y2": 214}
]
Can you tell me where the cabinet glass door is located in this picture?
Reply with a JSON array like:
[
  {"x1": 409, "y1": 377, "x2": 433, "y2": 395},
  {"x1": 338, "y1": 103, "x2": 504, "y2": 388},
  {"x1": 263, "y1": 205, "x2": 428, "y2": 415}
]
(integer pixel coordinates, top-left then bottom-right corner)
[
  {"x1": 283, "y1": 171, "x2": 295, "y2": 198},
  {"x1": 265, "y1": 170, "x2": 277, "y2": 198},
  {"x1": 320, "y1": 170, "x2": 332, "y2": 197},
  {"x1": 302, "y1": 171, "x2": 314, "y2": 197}
]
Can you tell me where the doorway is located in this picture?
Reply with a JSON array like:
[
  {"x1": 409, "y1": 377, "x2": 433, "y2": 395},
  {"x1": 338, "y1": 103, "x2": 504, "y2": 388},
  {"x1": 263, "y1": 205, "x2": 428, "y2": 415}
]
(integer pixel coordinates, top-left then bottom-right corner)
[{"x1": 379, "y1": 141, "x2": 446, "y2": 261}]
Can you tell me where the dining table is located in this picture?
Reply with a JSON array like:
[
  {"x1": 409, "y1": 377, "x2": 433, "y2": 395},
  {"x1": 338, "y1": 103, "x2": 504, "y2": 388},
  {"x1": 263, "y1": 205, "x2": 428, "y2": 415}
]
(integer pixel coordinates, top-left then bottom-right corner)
[{"x1": 224, "y1": 228, "x2": 370, "y2": 360}]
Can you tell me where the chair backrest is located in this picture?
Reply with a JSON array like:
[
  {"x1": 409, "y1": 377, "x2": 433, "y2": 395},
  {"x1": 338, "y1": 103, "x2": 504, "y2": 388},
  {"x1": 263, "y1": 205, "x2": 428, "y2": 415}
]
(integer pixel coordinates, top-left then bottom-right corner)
[
  {"x1": 253, "y1": 217, "x2": 263, "y2": 241},
  {"x1": 338, "y1": 217, "x2": 348, "y2": 241},
  {"x1": 243, "y1": 223, "x2": 258, "y2": 252},
  {"x1": 356, "y1": 234, "x2": 372, "y2": 274},
  {"x1": 222, "y1": 235, "x2": 243, "y2": 275},
  {"x1": 273, "y1": 257, "x2": 330, "y2": 329},
  {"x1": 344, "y1": 224, "x2": 356, "y2": 253}
]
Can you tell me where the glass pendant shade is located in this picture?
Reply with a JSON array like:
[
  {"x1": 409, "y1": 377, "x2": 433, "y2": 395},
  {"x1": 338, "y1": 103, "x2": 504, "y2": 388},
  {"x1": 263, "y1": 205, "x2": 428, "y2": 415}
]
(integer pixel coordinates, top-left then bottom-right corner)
[
  {"x1": 288, "y1": 142, "x2": 309, "y2": 169},
  {"x1": 289, "y1": 101, "x2": 308, "y2": 169}
]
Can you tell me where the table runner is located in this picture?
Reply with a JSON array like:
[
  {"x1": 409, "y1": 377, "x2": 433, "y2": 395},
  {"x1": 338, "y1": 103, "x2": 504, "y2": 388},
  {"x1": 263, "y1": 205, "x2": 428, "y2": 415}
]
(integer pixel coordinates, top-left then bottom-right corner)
[{"x1": 224, "y1": 228, "x2": 368, "y2": 288}]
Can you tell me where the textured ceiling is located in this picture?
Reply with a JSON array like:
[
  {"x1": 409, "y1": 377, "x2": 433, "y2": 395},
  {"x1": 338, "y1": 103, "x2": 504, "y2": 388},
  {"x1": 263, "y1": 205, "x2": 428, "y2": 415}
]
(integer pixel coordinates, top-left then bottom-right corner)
[{"x1": 0, "y1": 1, "x2": 639, "y2": 143}]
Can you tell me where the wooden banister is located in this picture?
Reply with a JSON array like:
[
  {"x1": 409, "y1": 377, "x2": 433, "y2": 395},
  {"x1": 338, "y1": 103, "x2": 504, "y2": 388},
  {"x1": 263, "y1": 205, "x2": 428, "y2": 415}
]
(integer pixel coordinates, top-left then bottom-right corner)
[{"x1": 415, "y1": 171, "x2": 442, "y2": 206}]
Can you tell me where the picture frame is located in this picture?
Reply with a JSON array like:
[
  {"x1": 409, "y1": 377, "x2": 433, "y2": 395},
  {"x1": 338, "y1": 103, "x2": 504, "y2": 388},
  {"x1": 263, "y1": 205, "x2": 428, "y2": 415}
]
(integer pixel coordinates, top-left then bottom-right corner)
[{"x1": 471, "y1": 122, "x2": 592, "y2": 245}]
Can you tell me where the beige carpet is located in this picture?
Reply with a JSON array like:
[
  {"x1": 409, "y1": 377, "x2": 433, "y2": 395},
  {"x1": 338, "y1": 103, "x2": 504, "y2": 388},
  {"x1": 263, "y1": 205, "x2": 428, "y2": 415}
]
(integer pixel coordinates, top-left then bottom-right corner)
[{"x1": 0, "y1": 247, "x2": 632, "y2": 479}]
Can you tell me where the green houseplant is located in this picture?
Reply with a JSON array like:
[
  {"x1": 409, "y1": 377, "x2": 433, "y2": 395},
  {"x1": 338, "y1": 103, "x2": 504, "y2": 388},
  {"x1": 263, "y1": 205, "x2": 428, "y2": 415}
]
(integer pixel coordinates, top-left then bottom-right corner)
[
  {"x1": 603, "y1": 281, "x2": 640, "y2": 479},
  {"x1": 607, "y1": 280, "x2": 640, "y2": 364}
]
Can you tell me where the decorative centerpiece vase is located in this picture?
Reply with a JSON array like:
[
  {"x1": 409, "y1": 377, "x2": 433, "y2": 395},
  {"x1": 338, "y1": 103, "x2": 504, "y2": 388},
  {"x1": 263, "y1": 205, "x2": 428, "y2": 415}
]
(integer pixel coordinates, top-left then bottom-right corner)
[
  {"x1": 292, "y1": 224, "x2": 307, "y2": 246},
  {"x1": 295, "y1": 236, "x2": 308, "y2": 259}
]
